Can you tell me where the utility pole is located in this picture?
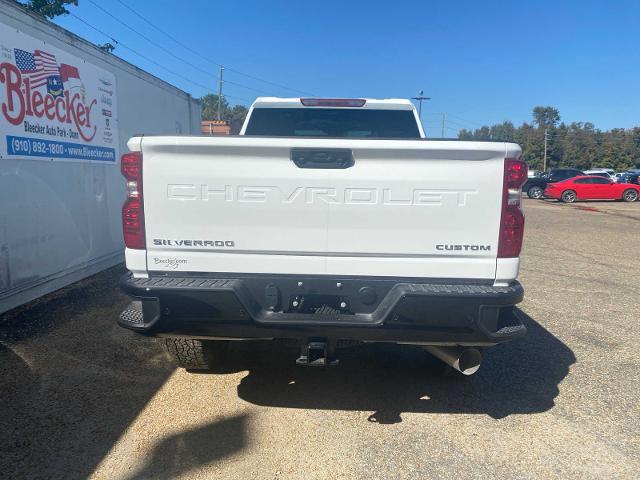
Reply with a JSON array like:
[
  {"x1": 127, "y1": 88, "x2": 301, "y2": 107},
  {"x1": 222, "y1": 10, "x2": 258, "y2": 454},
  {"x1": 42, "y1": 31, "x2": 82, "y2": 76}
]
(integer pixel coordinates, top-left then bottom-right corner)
[
  {"x1": 217, "y1": 65, "x2": 224, "y2": 121},
  {"x1": 543, "y1": 128, "x2": 548, "y2": 171},
  {"x1": 411, "y1": 90, "x2": 431, "y2": 119},
  {"x1": 441, "y1": 113, "x2": 446, "y2": 138}
]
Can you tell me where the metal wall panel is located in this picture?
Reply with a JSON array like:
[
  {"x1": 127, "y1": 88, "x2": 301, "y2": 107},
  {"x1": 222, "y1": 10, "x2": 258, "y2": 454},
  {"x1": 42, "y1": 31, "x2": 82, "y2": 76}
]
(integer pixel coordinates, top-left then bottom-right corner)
[{"x1": 0, "y1": 0, "x2": 201, "y2": 313}]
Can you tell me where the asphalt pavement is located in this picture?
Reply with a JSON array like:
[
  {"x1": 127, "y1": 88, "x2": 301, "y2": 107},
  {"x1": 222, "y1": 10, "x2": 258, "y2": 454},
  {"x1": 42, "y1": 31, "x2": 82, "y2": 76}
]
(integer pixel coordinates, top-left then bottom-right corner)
[{"x1": 1, "y1": 198, "x2": 639, "y2": 479}]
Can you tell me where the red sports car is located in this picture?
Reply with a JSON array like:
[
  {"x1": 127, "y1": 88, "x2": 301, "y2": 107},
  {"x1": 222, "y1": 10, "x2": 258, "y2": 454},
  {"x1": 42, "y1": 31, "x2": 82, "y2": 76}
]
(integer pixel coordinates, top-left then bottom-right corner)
[{"x1": 544, "y1": 176, "x2": 640, "y2": 203}]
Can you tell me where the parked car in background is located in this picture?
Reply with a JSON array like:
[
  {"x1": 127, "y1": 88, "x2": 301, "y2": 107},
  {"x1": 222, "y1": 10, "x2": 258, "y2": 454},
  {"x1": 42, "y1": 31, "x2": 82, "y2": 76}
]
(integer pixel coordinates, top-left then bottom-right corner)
[
  {"x1": 616, "y1": 172, "x2": 640, "y2": 185},
  {"x1": 523, "y1": 168, "x2": 584, "y2": 199},
  {"x1": 544, "y1": 175, "x2": 640, "y2": 203},
  {"x1": 585, "y1": 167, "x2": 615, "y2": 175},
  {"x1": 584, "y1": 169, "x2": 615, "y2": 180}
]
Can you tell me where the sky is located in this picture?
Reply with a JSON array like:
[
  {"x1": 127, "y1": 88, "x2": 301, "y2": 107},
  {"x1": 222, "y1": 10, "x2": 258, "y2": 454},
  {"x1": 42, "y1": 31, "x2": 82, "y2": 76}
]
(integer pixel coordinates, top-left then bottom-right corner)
[{"x1": 53, "y1": 0, "x2": 640, "y2": 133}]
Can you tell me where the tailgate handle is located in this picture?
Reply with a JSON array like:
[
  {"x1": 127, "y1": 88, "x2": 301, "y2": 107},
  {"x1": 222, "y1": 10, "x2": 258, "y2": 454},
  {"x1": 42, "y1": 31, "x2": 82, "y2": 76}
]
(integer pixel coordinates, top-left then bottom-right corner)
[{"x1": 291, "y1": 148, "x2": 354, "y2": 169}]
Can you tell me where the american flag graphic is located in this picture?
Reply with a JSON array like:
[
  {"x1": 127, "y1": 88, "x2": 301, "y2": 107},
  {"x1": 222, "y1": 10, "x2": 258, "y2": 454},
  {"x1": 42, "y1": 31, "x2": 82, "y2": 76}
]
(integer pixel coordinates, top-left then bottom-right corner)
[{"x1": 14, "y1": 48, "x2": 60, "y2": 88}]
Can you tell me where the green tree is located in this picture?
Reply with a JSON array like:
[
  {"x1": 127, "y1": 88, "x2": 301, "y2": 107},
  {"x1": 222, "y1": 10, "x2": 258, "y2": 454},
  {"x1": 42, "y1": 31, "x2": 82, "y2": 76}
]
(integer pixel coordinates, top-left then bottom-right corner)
[
  {"x1": 490, "y1": 121, "x2": 516, "y2": 142},
  {"x1": 532, "y1": 106, "x2": 560, "y2": 129},
  {"x1": 458, "y1": 128, "x2": 474, "y2": 140},
  {"x1": 200, "y1": 94, "x2": 248, "y2": 134},
  {"x1": 201, "y1": 94, "x2": 230, "y2": 121},
  {"x1": 473, "y1": 126, "x2": 492, "y2": 140},
  {"x1": 227, "y1": 105, "x2": 248, "y2": 134},
  {"x1": 520, "y1": 123, "x2": 545, "y2": 170},
  {"x1": 19, "y1": 0, "x2": 78, "y2": 18},
  {"x1": 457, "y1": 107, "x2": 640, "y2": 172}
]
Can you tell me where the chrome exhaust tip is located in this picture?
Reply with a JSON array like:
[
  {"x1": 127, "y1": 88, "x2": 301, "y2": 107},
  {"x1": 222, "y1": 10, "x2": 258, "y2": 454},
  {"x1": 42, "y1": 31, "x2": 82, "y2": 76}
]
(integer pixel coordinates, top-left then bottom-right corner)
[{"x1": 424, "y1": 346, "x2": 482, "y2": 376}]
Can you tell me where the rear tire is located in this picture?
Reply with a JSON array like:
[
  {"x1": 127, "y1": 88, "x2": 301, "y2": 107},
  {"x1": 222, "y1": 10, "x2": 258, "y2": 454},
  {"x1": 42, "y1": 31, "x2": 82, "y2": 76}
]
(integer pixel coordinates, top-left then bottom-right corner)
[
  {"x1": 561, "y1": 190, "x2": 577, "y2": 203},
  {"x1": 527, "y1": 185, "x2": 544, "y2": 199},
  {"x1": 622, "y1": 188, "x2": 638, "y2": 202},
  {"x1": 164, "y1": 338, "x2": 228, "y2": 370}
]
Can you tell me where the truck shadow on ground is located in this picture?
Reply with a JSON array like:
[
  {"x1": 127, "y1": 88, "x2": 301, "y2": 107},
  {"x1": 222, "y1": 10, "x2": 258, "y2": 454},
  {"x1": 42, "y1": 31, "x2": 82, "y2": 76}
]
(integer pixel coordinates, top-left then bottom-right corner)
[
  {"x1": 122, "y1": 414, "x2": 248, "y2": 480},
  {"x1": 0, "y1": 267, "x2": 245, "y2": 480},
  {"x1": 229, "y1": 310, "x2": 575, "y2": 422}
]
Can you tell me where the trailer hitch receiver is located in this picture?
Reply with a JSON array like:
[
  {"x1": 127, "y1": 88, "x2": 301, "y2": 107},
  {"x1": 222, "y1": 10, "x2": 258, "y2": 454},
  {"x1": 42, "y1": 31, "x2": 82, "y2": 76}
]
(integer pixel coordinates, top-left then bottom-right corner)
[{"x1": 296, "y1": 341, "x2": 338, "y2": 366}]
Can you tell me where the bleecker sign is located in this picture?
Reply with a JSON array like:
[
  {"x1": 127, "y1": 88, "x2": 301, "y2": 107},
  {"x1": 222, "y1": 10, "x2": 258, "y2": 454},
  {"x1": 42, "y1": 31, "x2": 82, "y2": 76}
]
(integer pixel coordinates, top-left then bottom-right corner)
[{"x1": 0, "y1": 24, "x2": 118, "y2": 162}]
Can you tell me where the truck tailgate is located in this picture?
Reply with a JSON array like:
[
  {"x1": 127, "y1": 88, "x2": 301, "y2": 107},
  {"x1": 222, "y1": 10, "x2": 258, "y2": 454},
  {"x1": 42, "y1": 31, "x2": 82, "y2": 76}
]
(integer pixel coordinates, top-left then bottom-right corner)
[{"x1": 139, "y1": 136, "x2": 515, "y2": 280}]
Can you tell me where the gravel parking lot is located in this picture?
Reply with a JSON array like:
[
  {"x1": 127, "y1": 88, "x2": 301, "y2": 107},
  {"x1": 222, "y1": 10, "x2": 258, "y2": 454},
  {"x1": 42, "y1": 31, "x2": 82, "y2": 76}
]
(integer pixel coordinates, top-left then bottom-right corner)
[{"x1": 1, "y1": 198, "x2": 639, "y2": 480}]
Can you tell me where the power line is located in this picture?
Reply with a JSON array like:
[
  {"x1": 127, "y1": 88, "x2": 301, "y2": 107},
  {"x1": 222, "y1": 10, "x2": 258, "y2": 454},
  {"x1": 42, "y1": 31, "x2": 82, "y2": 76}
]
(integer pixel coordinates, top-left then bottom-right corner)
[
  {"x1": 411, "y1": 90, "x2": 431, "y2": 119},
  {"x1": 86, "y1": 0, "x2": 209, "y2": 78},
  {"x1": 114, "y1": 0, "x2": 315, "y2": 97},
  {"x1": 446, "y1": 113, "x2": 484, "y2": 127},
  {"x1": 423, "y1": 113, "x2": 487, "y2": 129},
  {"x1": 545, "y1": 132, "x2": 629, "y2": 137},
  {"x1": 223, "y1": 79, "x2": 273, "y2": 95},
  {"x1": 68, "y1": 12, "x2": 252, "y2": 103},
  {"x1": 545, "y1": 132, "x2": 639, "y2": 141},
  {"x1": 445, "y1": 119, "x2": 475, "y2": 129},
  {"x1": 85, "y1": 0, "x2": 272, "y2": 97},
  {"x1": 543, "y1": 129, "x2": 548, "y2": 171},
  {"x1": 217, "y1": 65, "x2": 224, "y2": 120}
]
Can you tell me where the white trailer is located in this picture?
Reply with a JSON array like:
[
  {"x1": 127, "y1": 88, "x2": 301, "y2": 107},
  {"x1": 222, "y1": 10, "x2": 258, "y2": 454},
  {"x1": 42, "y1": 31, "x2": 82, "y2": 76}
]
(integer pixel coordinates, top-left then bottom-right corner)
[{"x1": 0, "y1": 0, "x2": 201, "y2": 313}]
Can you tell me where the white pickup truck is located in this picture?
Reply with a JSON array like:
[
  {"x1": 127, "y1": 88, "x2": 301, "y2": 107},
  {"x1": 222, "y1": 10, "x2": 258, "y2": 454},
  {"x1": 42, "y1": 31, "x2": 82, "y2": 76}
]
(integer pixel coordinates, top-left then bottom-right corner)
[{"x1": 118, "y1": 97, "x2": 527, "y2": 375}]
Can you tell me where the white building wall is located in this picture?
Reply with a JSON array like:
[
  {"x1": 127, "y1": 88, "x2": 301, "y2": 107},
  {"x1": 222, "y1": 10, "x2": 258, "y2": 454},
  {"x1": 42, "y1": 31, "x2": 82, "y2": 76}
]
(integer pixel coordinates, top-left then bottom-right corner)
[{"x1": 0, "y1": 0, "x2": 201, "y2": 313}]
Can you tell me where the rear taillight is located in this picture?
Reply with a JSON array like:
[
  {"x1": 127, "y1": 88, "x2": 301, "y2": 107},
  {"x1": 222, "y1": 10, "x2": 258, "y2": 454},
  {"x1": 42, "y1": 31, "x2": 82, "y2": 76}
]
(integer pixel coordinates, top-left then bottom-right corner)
[
  {"x1": 300, "y1": 98, "x2": 366, "y2": 107},
  {"x1": 120, "y1": 152, "x2": 145, "y2": 249},
  {"x1": 498, "y1": 158, "x2": 527, "y2": 258}
]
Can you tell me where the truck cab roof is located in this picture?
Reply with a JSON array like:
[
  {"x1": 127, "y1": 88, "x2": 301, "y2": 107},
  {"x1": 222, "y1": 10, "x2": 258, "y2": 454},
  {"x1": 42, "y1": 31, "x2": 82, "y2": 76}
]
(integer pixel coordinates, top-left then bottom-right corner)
[{"x1": 250, "y1": 97, "x2": 417, "y2": 110}]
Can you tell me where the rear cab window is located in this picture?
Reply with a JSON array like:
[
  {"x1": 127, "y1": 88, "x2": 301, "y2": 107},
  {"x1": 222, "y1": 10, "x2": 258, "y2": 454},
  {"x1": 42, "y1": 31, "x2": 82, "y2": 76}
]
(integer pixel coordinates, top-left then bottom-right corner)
[{"x1": 244, "y1": 108, "x2": 422, "y2": 139}]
